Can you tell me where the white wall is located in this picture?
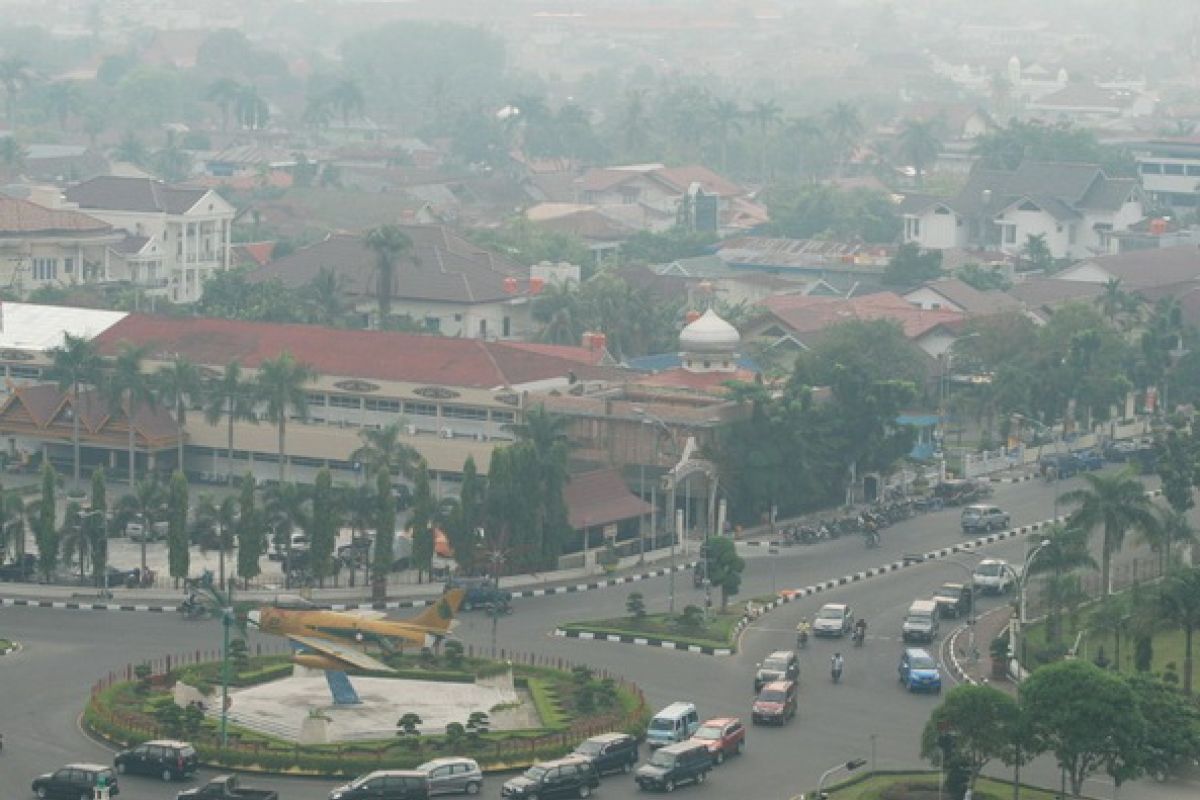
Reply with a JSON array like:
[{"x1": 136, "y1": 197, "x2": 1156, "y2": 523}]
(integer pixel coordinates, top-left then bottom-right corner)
[
  {"x1": 998, "y1": 208, "x2": 1071, "y2": 258},
  {"x1": 916, "y1": 208, "x2": 966, "y2": 249},
  {"x1": 903, "y1": 287, "x2": 963, "y2": 312}
]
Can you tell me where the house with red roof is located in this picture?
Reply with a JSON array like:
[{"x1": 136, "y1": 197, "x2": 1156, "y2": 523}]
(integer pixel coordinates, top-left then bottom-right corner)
[{"x1": 0, "y1": 193, "x2": 123, "y2": 295}]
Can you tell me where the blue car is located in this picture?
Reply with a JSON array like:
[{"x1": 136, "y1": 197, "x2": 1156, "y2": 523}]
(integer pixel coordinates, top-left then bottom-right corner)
[
  {"x1": 1072, "y1": 450, "x2": 1104, "y2": 471},
  {"x1": 898, "y1": 648, "x2": 942, "y2": 693}
]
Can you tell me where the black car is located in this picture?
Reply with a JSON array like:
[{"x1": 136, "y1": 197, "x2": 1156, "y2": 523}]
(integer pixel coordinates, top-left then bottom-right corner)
[
  {"x1": 105, "y1": 565, "x2": 143, "y2": 589},
  {"x1": 33, "y1": 763, "x2": 119, "y2": 798},
  {"x1": 500, "y1": 756, "x2": 599, "y2": 798},
  {"x1": 931, "y1": 583, "x2": 972, "y2": 619},
  {"x1": 446, "y1": 576, "x2": 512, "y2": 612},
  {"x1": 572, "y1": 732, "x2": 639, "y2": 776},
  {"x1": 114, "y1": 739, "x2": 198, "y2": 781},
  {"x1": 634, "y1": 741, "x2": 712, "y2": 792},
  {"x1": 330, "y1": 770, "x2": 430, "y2": 800},
  {"x1": 753, "y1": 650, "x2": 800, "y2": 692}
]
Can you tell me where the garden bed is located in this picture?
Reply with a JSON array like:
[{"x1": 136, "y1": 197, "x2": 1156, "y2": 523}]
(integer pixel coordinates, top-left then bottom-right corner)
[{"x1": 558, "y1": 610, "x2": 742, "y2": 651}]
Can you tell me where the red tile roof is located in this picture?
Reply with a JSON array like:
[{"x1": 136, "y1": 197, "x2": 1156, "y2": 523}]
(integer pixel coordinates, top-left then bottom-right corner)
[
  {"x1": 233, "y1": 241, "x2": 276, "y2": 267},
  {"x1": 92, "y1": 315, "x2": 597, "y2": 389},
  {"x1": 761, "y1": 292, "x2": 966, "y2": 339},
  {"x1": 0, "y1": 195, "x2": 112, "y2": 236},
  {"x1": 563, "y1": 468, "x2": 652, "y2": 531}
]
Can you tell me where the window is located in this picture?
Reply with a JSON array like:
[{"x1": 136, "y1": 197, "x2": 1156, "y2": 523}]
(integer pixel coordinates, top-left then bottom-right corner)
[
  {"x1": 405, "y1": 401, "x2": 437, "y2": 417},
  {"x1": 328, "y1": 395, "x2": 361, "y2": 409},
  {"x1": 933, "y1": 206, "x2": 951, "y2": 215},
  {"x1": 32, "y1": 258, "x2": 57, "y2": 281},
  {"x1": 364, "y1": 398, "x2": 401, "y2": 413},
  {"x1": 63, "y1": 257, "x2": 74, "y2": 274},
  {"x1": 1003, "y1": 225, "x2": 1016, "y2": 245},
  {"x1": 1187, "y1": 165, "x2": 1200, "y2": 177},
  {"x1": 619, "y1": 186, "x2": 639, "y2": 204},
  {"x1": 8, "y1": 365, "x2": 41, "y2": 379},
  {"x1": 454, "y1": 313, "x2": 463, "y2": 322},
  {"x1": 491, "y1": 410, "x2": 515, "y2": 423},
  {"x1": 503, "y1": 316, "x2": 511, "y2": 337},
  {"x1": 306, "y1": 393, "x2": 327, "y2": 406},
  {"x1": 424, "y1": 316, "x2": 441, "y2": 332},
  {"x1": 1140, "y1": 162, "x2": 1162, "y2": 174},
  {"x1": 1165, "y1": 164, "x2": 1185, "y2": 176},
  {"x1": 443, "y1": 405, "x2": 488, "y2": 421}
]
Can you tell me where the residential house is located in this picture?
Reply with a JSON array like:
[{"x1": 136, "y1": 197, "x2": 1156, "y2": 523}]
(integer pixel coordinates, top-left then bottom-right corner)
[
  {"x1": 17, "y1": 144, "x2": 110, "y2": 183},
  {"x1": 0, "y1": 192, "x2": 122, "y2": 295},
  {"x1": 247, "y1": 224, "x2": 534, "y2": 338},
  {"x1": 715, "y1": 236, "x2": 893, "y2": 291},
  {"x1": 1005, "y1": 278, "x2": 1107, "y2": 324},
  {"x1": 899, "y1": 161, "x2": 1145, "y2": 259},
  {"x1": 63, "y1": 176, "x2": 236, "y2": 303},
  {"x1": 524, "y1": 202, "x2": 635, "y2": 263},
  {"x1": 1054, "y1": 246, "x2": 1200, "y2": 326},
  {"x1": 1026, "y1": 83, "x2": 1155, "y2": 126},
  {"x1": 1132, "y1": 138, "x2": 1200, "y2": 210},
  {"x1": 903, "y1": 278, "x2": 1022, "y2": 315}
]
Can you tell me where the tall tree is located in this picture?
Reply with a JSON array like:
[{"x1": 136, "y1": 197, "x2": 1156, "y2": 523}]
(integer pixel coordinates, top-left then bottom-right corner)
[
  {"x1": 119, "y1": 477, "x2": 165, "y2": 575},
  {"x1": 1159, "y1": 568, "x2": 1200, "y2": 694},
  {"x1": 48, "y1": 333, "x2": 101, "y2": 485},
  {"x1": 409, "y1": 461, "x2": 435, "y2": 583},
  {"x1": 203, "y1": 360, "x2": 257, "y2": 485},
  {"x1": 310, "y1": 468, "x2": 337, "y2": 587},
  {"x1": 508, "y1": 405, "x2": 571, "y2": 568},
  {"x1": 824, "y1": 101, "x2": 863, "y2": 178},
  {"x1": 450, "y1": 455, "x2": 483, "y2": 573},
  {"x1": 0, "y1": 481, "x2": 25, "y2": 564},
  {"x1": 1020, "y1": 233, "x2": 1054, "y2": 272},
  {"x1": 105, "y1": 343, "x2": 155, "y2": 485},
  {"x1": 1147, "y1": 507, "x2": 1197, "y2": 574},
  {"x1": 235, "y1": 474, "x2": 263, "y2": 589},
  {"x1": 705, "y1": 536, "x2": 744, "y2": 611},
  {"x1": 897, "y1": 117, "x2": 942, "y2": 187},
  {"x1": 326, "y1": 75, "x2": 365, "y2": 127},
  {"x1": 156, "y1": 354, "x2": 202, "y2": 474},
  {"x1": 166, "y1": 470, "x2": 189, "y2": 588},
  {"x1": 350, "y1": 422, "x2": 421, "y2": 483},
  {"x1": 254, "y1": 352, "x2": 315, "y2": 484},
  {"x1": 302, "y1": 267, "x2": 349, "y2": 327},
  {"x1": 59, "y1": 501, "x2": 90, "y2": 585},
  {"x1": 708, "y1": 98, "x2": 742, "y2": 175},
  {"x1": 372, "y1": 469, "x2": 396, "y2": 603},
  {"x1": 748, "y1": 99, "x2": 782, "y2": 184},
  {"x1": 364, "y1": 224, "x2": 413, "y2": 323},
  {"x1": 35, "y1": 462, "x2": 58, "y2": 582},
  {"x1": 920, "y1": 685, "x2": 1021, "y2": 795},
  {"x1": 0, "y1": 56, "x2": 31, "y2": 126},
  {"x1": 205, "y1": 77, "x2": 242, "y2": 132},
  {"x1": 234, "y1": 84, "x2": 270, "y2": 130},
  {"x1": 1027, "y1": 523, "x2": 1097, "y2": 641},
  {"x1": 1061, "y1": 470, "x2": 1158, "y2": 595}
]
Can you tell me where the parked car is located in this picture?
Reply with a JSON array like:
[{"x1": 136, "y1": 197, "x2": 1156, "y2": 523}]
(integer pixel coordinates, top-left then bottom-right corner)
[
  {"x1": 812, "y1": 603, "x2": 854, "y2": 637},
  {"x1": 417, "y1": 758, "x2": 482, "y2": 796},
  {"x1": 931, "y1": 583, "x2": 972, "y2": 618},
  {"x1": 898, "y1": 648, "x2": 943, "y2": 693},
  {"x1": 571, "y1": 732, "x2": 639, "y2": 776},
  {"x1": 329, "y1": 770, "x2": 430, "y2": 800},
  {"x1": 972, "y1": 558, "x2": 1015, "y2": 594},
  {"x1": 106, "y1": 565, "x2": 143, "y2": 589},
  {"x1": 500, "y1": 756, "x2": 599, "y2": 798},
  {"x1": 114, "y1": 739, "x2": 198, "y2": 781},
  {"x1": 645, "y1": 702, "x2": 700, "y2": 749},
  {"x1": 634, "y1": 741, "x2": 712, "y2": 792},
  {"x1": 689, "y1": 717, "x2": 746, "y2": 765},
  {"x1": 177, "y1": 775, "x2": 278, "y2": 800},
  {"x1": 445, "y1": 576, "x2": 512, "y2": 612},
  {"x1": 960, "y1": 505, "x2": 1010, "y2": 533},
  {"x1": 0, "y1": 553, "x2": 37, "y2": 582},
  {"x1": 901, "y1": 599, "x2": 940, "y2": 644},
  {"x1": 1038, "y1": 454, "x2": 1078, "y2": 480},
  {"x1": 751, "y1": 680, "x2": 798, "y2": 725},
  {"x1": 1103, "y1": 440, "x2": 1139, "y2": 462},
  {"x1": 753, "y1": 649, "x2": 799, "y2": 692},
  {"x1": 32, "y1": 763, "x2": 119, "y2": 799}
]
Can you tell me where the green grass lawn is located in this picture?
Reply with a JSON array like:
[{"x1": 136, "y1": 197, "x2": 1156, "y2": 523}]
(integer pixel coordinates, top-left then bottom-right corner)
[
  {"x1": 826, "y1": 773, "x2": 1070, "y2": 800},
  {"x1": 560, "y1": 611, "x2": 742, "y2": 649},
  {"x1": 0, "y1": 638, "x2": 12, "y2": 652}
]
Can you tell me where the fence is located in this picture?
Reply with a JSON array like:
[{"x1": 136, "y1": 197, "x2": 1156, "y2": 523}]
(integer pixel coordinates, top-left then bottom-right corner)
[{"x1": 1022, "y1": 555, "x2": 1169, "y2": 621}]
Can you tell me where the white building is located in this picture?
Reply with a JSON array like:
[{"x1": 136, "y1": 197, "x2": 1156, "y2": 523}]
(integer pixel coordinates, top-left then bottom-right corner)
[{"x1": 1132, "y1": 138, "x2": 1200, "y2": 210}]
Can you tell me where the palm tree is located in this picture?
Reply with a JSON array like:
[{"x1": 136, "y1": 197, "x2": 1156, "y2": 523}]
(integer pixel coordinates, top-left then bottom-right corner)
[
  {"x1": 1088, "y1": 592, "x2": 1132, "y2": 670},
  {"x1": 897, "y1": 117, "x2": 942, "y2": 187},
  {"x1": 48, "y1": 333, "x2": 101, "y2": 485},
  {"x1": 824, "y1": 101, "x2": 863, "y2": 178},
  {"x1": 350, "y1": 422, "x2": 421, "y2": 483},
  {"x1": 1027, "y1": 523, "x2": 1097, "y2": 640},
  {"x1": 235, "y1": 85, "x2": 269, "y2": 131},
  {"x1": 1146, "y1": 508, "x2": 1197, "y2": 576},
  {"x1": 1096, "y1": 278, "x2": 1139, "y2": 326},
  {"x1": 43, "y1": 81, "x2": 81, "y2": 131},
  {"x1": 264, "y1": 481, "x2": 311, "y2": 588},
  {"x1": 1020, "y1": 233, "x2": 1053, "y2": 272},
  {"x1": 302, "y1": 266, "x2": 349, "y2": 327},
  {"x1": 0, "y1": 135, "x2": 25, "y2": 172},
  {"x1": 105, "y1": 343, "x2": 155, "y2": 485},
  {"x1": 709, "y1": 98, "x2": 742, "y2": 175},
  {"x1": 119, "y1": 477, "x2": 166, "y2": 574},
  {"x1": 255, "y1": 352, "x2": 315, "y2": 484},
  {"x1": 156, "y1": 355, "x2": 202, "y2": 474},
  {"x1": 195, "y1": 494, "x2": 238, "y2": 590},
  {"x1": 1060, "y1": 470, "x2": 1159, "y2": 595},
  {"x1": 203, "y1": 361, "x2": 257, "y2": 485},
  {"x1": 1160, "y1": 568, "x2": 1200, "y2": 693},
  {"x1": 364, "y1": 225, "x2": 413, "y2": 324},
  {"x1": 748, "y1": 99, "x2": 782, "y2": 183},
  {"x1": 326, "y1": 76, "x2": 364, "y2": 127},
  {"x1": 113, "y1": 131, "x2": 147, "y2": 166},
  {"x1": 0, "y1": 56, "x2": 31, "y2": 126},
  {"x1": 205, "y1": 77, "x2": 242, "y2": 132}
]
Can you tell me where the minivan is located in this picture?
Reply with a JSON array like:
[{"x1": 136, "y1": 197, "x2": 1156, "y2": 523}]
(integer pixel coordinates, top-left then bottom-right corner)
[
  {"x1": 330, "y1": 770, "x2": 430, "y2": 800},
  {"x1": 645, "y1": 702, "x2": 700, "y2": 749},
  {"x1": 113, "y1": 739, "x2": 197, "y2": 781},
  {"x1": 901, "y1": 599, "x2": 940, "y2": 643},
  {"x1": 960, "y1": 505, "x2": 1010, "y2": 533},
  {"x1": 572, "y1": 732, "x2": 639, "y2": 775},
  {"x1": 634, "y1": 741, "x2": 711, "y2": 792},
  {"x1": 753, "y1": 649, "x2": 799, "y2": 692}
]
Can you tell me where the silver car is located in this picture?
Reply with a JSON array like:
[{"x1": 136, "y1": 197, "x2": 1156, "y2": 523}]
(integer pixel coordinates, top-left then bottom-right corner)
[{"x1": 418, "y1": 757, "x2": 483, "y2": 796}]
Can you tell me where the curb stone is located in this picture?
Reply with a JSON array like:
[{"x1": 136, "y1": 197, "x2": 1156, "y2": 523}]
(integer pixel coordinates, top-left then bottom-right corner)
[{"x1": 553, "y1": 627, "x2": 732, "y2": 656}]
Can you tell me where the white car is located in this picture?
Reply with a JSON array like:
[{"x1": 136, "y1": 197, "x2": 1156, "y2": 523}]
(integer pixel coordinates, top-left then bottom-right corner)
[
  {"x1": 972, "y1": 559, "x2": 1015, "y2": 594},
  {"x1": 812, "y1": 603, "x2": 854, "y2": 637}
]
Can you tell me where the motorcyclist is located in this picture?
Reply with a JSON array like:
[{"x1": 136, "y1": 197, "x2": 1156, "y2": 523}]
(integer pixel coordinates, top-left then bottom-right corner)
[
  {"x1": 854, "y1": 617, "x2": 868, "y2": 645},
  {"x1": 796, "y1": 617, "x2": 810, "y2": 648},
  {"x1": 831, "y1": 652, "x2": 844, "y2": 683}
]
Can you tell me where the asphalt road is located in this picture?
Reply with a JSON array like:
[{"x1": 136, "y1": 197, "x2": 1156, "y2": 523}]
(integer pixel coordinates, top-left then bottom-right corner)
[{"x1": 3, "y1": 468, "x2": 1197, "y2": 800}]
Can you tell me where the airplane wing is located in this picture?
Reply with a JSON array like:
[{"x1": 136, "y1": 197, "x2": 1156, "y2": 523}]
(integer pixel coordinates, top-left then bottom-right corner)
[{"x1": 287, "y1": 634, "x2": 395, "y2": 673}]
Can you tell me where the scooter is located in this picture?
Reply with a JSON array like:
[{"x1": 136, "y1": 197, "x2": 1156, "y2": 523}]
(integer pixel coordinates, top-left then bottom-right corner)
[
  {"x1": 831, "y1": 661, "x2": 843, "y2": 684},
  {"x1": 796, "y1": 629, "x2": 808, "y2": 649}
]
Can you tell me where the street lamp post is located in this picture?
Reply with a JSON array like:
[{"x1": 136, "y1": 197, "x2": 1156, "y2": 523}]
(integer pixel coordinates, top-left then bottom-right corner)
[
  {"x1": 634, "y1": 407, "x2": 680, "y2": 613},
  {"x1": 639, "y1": 418, "x2": 653, "y2": 565},
  {"x1": 813, "y1": 758, "x2": 867, "y2": 799},
  {"x1": 1007, "y1": 538, "x2": 1052, "y2": 800},
  {"x1": 945, "y1": 560, "x2": 978, "y2": 659}
]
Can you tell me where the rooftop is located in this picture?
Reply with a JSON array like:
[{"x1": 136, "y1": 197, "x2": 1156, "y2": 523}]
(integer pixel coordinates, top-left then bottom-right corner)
[
  {"x1": 65, "y1": 176, "x2": 212, "y2": 215},
  {"x1": 759, "y1": 292, "x2": 965, "y2": 339},
  {"x1": 0, "y1": 302, "x2": 128, "y2": 352},
  {"x1": 0, "y1": 195, "x2": 113, "y2": 237},
  {"x1": 563, "y1": 468, "x2": 652, "y2": 531}
]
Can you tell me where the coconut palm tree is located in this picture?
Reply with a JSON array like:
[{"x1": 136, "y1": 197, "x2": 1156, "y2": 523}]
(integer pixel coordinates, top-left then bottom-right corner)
[
  {"x1": 43, "y1": 81, "x2": 81, "y2": 131},
  {"x1": 48, "y1": 333, "x2": 102, "y2": 485},
  {"x1": 118, "y1": 477, "x2": 166, "y2": 575},
  {"x1": 1027, "y1": 523, "x2": 1097, "y2": 640},
  {"x1": 1146, "y1": 508, "x2": 1198, "y2": 574},
  {"x1": 1020, "y1": 233, "x2": 1053, "y2": 272},
  {"x1": 113, "y1": 131, "x2": 148, "y2": 166},
  {"x1": 1061, "y1": 470, "x2": 1159, "y2": 595},
  {"x1": 897, "y1": 117, "x2": 942, "y2": 187},
  {"x1": 748, "y1": 99, "x2": 782, "y2": 184},
  {"x1": 205, "y1": 77, "x2": 242, "y2": 132},
  {"x1": 364, "y1": 224, "x2": 413, "y2": 324},
  {"x1": 264, "y1": 481, "x2": 311, "y2": 588},
  {"x1": 105, "y1": 343, "x2": 155, "y2": 485},
  {"x1": 1160, "y1": 568, "x2": 1200, "y2": 693},
  {"x1": 0, "y1": 56, "x2": 31, "y2": 126},
  {"x1": 326, "y1": 76, "x2": 364, "y2": 127},
  {"x1": 156, "y1": 354, "x2": 202, "y2": 474},
  {"x1": 235, "y1": 84, "x2": 269, "y2": 131},
  {"x1": 203, "y1": 361, "x2": 257, "y2": 485},
  {"x1": 350, "y1": 422, "x2": 421, "y2": 483},
  {"x1": 709, "y1": 98, "x2": 742, "y2": 175},
  {"x1": 254, "y1": 352, "x2": 315, "y2": 484},
  {"x1": 824, "y1": 101, "x2": 863, "y2": 178},
  {"x1": 302, "y1": 266, "x2": 349, "y2": 327},
  {"x1": 194, "y1": 494, "x2": 238, "y2": 590}
]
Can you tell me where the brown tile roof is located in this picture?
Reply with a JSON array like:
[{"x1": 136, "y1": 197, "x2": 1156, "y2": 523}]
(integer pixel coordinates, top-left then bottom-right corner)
[
  {"x1": 761, "y1": 292, "x2": 966, "y2": 339},
  {"x1": 563, "y1": 468, "x2": 652, "y2": 531},
  {"x1": 1006, "y1": 278, "x2": 1106, "y2": 308},
  {"x1": 652, "y1": 165, "x2": 745, "y2": 197},
  {"x1": 65, "y1": 176, "x2": 209, "y2": 215},
  {"x1": 92, "y1": 314, "x2": 596, "y2": 390},
  {"x1": 0, "y1": 194, "x2": 112, "y2": 236},
  {"x1": 0, "y1": 384, "x2": 179, "y2": 445},
  {"x1": 1067, "y1": 245, "x2": 1200, "y2": 289},
  {"x1": 910, "y1": 278, "x2": 1022, "y2": 315},
  {"x1": 247, "y1": 226, "x2": 526, "y2": 304}
]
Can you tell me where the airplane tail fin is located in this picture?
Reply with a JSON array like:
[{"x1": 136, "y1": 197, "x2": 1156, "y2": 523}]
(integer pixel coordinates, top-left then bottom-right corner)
[{"x1": 408, "y1": 588, "x2": 465, "y2": 632}]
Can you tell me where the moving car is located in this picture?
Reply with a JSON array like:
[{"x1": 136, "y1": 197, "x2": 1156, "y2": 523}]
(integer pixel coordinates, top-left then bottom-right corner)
[
  {"x1": 960, "y1": 505, "x2": 1010, "y2": 533},
  {"x1": 753, "y1": 649, "x2": 799, "y2": 692},
  {"x1": 634, "y1": 741, "x2": 712, "y2": 792},
  {"x1": 500, "y1": 756, "x2": 599, "y2": 798},
  {"x1": 931, "y1": 583, "x2": 972, "y2": 618},
  {"x1": 812, "y1": 603, "x2": 854, "y2": 637},
  {"x1": 689, "y1": 717, "x2": 746, "y2": 765},
  {"x1": 176, "y1": 775, "x2": 279, "y2": 800},
  {"x1": 645, "y1": 702, "x2": 700, "y2": 749},
  {"x1": 32, "y1": 763, "x2": 119, "y2": 799},
  {"x1": 901, "y1": 599, "x2": 940, "y2": 644},
  {"x1": 751, "y1": 680, "x2": 798, "y2": 725},
  {"x1": 972, "y1": 559, "x2": 1015, "y2": 594},
  {"x1": 417, "y1": 758, "x2": 483, "y2": 796},
  {"x1": 898, "y1": 648, "x2": 943, "y2": 693},
  {"x1": 114, "y1": 739, "x2": 198, "y2": 781},
  {"x1": 445, "y1": 576, "x2": 512, "y2": 612},
  {"x1": 571, "y1": 732, "x2": 639, "y2": 776},
  {"x1": 329, "y1": 770, "x2": 430, "y2": 800}
]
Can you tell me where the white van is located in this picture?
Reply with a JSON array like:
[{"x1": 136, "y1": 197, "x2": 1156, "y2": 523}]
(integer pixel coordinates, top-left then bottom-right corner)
[
  {"x1": 902, "y1": 599, "x2": 940, "y2": 643},
  {"x1": 645, "y1": 702, "x2": 700, "y2": 749}
]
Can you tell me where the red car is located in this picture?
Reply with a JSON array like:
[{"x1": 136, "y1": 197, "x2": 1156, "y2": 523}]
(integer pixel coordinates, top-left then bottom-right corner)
[
  {"x1": 752, "y1": 680, "x2": 798, "y2": 725},
  {"x1": 689, "y1": 717, "x2": 746, "y2": 765}
]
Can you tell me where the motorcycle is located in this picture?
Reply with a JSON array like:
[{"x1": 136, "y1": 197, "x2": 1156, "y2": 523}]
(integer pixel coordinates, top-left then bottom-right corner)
[
  {"x1": 796, "y1": 629, "x2": 808, "y2": 649},
  {"x1": 831, "y1": 660, "x2": 843, "y2": 684},
  {"x1": 852, "y1": 627, "x2": 866, "y2": 647},
  {"x1": 178, "y1": 598, "x2": 208, "y2": 620},
  {"x1": 864, "y1": 530, "x2": 880, "y2": 549}
]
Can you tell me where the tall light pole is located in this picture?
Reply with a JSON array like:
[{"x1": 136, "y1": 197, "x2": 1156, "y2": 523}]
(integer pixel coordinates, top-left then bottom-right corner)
[
  {"x1": 944, "y1": 560, "x2": 978, "y2": 658},
  {"x1": 1008, "y1": 537, "x2": 1052, "y2": 800},
  {"x1": 1014, "y1": 413, "x2": 1063, "y2": 519},
  {"x1": 639, "y1": 418, "x2": 652, "y2": 564},
  {"x1": 634, "y1": 407, "x2": 680, "y2": 612},
  {"x1": 813, "y1": 758, "x2": 867, "y2": 799}
]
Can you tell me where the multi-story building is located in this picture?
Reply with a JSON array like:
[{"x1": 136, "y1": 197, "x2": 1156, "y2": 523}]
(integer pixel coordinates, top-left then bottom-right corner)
[
  {"x1": 1132, "y1": 138, "x2": 1200, "y2": 210},
  {"x1": 0, "y1": 191, "x2": 123, "y2": 295},
  {"x1": 63, "y1": 176, "x2": 235, "y2": 303}
]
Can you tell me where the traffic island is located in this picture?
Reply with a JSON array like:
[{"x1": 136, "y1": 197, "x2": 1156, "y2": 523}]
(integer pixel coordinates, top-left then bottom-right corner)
[
  {"x1": 0, "y1": 637, "x2": 16, "y2": 654},
  {"x1": 816, "y1": 770, "x2": 1075, "y2": 799},
  {"x1": 556, "y1": 605, "x2": 744, "y2": 655},
  {"x1": 83, "y1": 649, "x2": 650, "y2": 776}
]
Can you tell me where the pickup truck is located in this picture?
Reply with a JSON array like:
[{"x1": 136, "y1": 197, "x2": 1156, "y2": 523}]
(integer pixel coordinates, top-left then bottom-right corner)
[{"x1": 177, "y1": 775, "x2": 279, "y2": 800}]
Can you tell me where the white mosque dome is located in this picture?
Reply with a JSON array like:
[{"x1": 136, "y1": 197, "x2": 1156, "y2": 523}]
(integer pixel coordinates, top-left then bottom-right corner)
[{"x1": 679, "y1": 308, "x2": 740, "y2": 354}]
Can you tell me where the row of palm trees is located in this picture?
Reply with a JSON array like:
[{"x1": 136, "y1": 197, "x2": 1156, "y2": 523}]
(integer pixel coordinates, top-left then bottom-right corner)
[{"x1": 49, "y1": 335, "x2": 317, "y2": 488}]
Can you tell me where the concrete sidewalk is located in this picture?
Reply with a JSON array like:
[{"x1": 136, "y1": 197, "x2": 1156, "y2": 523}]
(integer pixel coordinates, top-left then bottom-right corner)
[{"x1": 946, "y1": 605, "x2": 1016, "y2": 694}]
